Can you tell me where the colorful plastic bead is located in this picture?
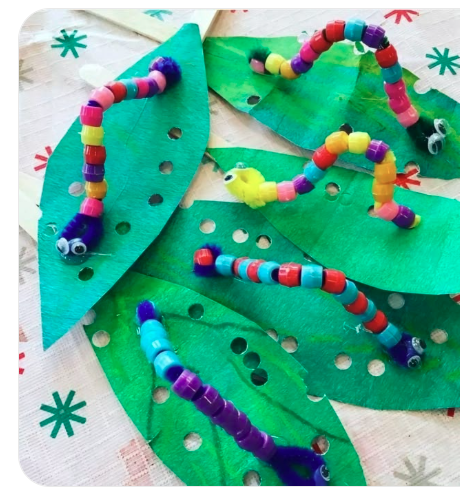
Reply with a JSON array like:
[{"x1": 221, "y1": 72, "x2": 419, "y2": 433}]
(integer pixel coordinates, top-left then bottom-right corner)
[
  {"x1": 384, "y1": 79, "x2": 406, "y2": 98},
  {"x1": 363, "y1": 310, "x2": 388, "y2": 333},
  {"x1": 374, "y1": 201, "x2": 399, "y2": 221},
  {"x1": 80, "y1": 105, "x2": 103, "y2": 127},
  {"x1": 194, "y1": 248, "x2": 214, "y2": 266},
  {"x1": 146, "y1": 78, "x2": 159, "y2": 98},
  {"x1": 259, "y1": 181, "x2": 278, "y2": 202},
  {"x1": 357, "y1": 300, "x2": 377, "y2": 323},
  {"x1": 382, "y1": 62, "x2": 403, "y2": 84},
  {"x1": 250, "y1": 58, "x2": 266, "y2": 74},
  {"x1": 265, "y1": 53, "x2": 286, "y2": 74},
  {"x1": 154, "y1": 351, "x2": 184, "y2": 382},
  {"x1": 290, "y1": 54, "x2": 313, "y2": 74},
  {"x1": 362, "y1": 25, "x2": 385, "y2": 49},
  {"x1": 227, "y1": 411, "x2": 250, "y2": 438},
  {"x1": 253, "y1": 432, "x2": 277, "y2": 461},
  {"x1": 277, "y1": 181, "x2": 297, "y2": 202},
  {"x1": 300, "y1": 41, "x2": 320, "y2": 63},
  {"x1": 325, "y1": 20, "x2": 345, "y2": 42},
  {"x1": 397, "y1": 106, "x2": 420, "y2": 128},
  {"x1": 366, "y1": 140, "x2": 390, "y2": 163},
  {"x1": 149, "y1": 70, "x2": 167, "y2": 93},
  {"x1": 345, "y1": 292, "x2": 368, "y2": 315},
  {"x1": 238, "y1": 259, "x2": 255, "y2": 282},
  {"x1": 375, "y1": 45, "x2": 398, "y2": 68},
  {"x1": 310, "y1": 30, "x2": 332, "y2": 54},
  {"x1": 84, "y1": 145, "x2": 106, "y2": 165},
  {"x1": 392, "y1": 205, "x2": 416, "y2": 228},
  {"x1": 374, "y1": 161, "x2": 397, "y2": 184},
  {"x1": 193, "y1": 385, "x2": 225, "y2": 416},
  {"x1": 80, "y1": 197, "x2": 103, "y2": 218},
  {"x1": 83, "y1": 163, "x2": 105, "y2": 183},
  {"x1": 144, "y1": 337, "x2": 173, "y2": 363},
  {"x1": 257, "y1": 261, "x2": 280, "y2": 285},
  {"x1": 303, "y1": 162, "x2": 325, "y2": 185},
  {"x1": 247, "y1": 260, "x2": 265, "y2": 283},
  {"x1": 372, "y1": 181, "x2": 394, "y2": 203},
  {"x1": 81, "y1": 126, "x2": 104, "y2": 146},
  {"x1": 292, "y1": 174, "x2": 314, "y2": 194},
  {"x1": 313, "y1": 145, "x2": 338, "y2": 170},
  {"x1": 216, "y1": 254, "x2": 237, "y2": 277},
  {"x1": 172, "y1": 369, "x2": 203, "y2": 400},
  {"x1": 348, "y1": 132, "x2": 371, "y2": 154},
  {"x1": 141, "y1": 319, "x2": 168, "y2": 339},
  {"x1": 120, "y1": 79, "x2": 139, "y2": 100},
  {"x1": 344, "y1": 18, "x2": 366, "y2": 42},
  {"x1": 333, "y1": 280, "x2": 358, "y2": 305},
  {"x1": 301, "y1": 264, "x2": 323, "y2": 288},
  {"x1": 410, "y1": 214, "x2": 421, "y2": 228},
  {"x1": 105, "y1": 81, "x2": 127, "y2": 103},
  {"x1": 218, "y1": 403, "x2": 240, "y2": 435},
  {"x1": 85, "y1": 180, "x2": 108, "y2": 199},
  {"x1": 322, "y1": 269, "x2": 346, "y2": 294},
  {"x1": 377, "y1": 323, "x2": 402, "y2": 349},
  {"x1": 237, "y1": 425, "x2": 265, "y2": 452},
  {"x1": 278, "y1": 262, "x2": 302, "y2": 287},
  {"x1": 134, "y1": 77, "x2": 151, "y2": 99},
  {"x1": 325, "y1": 131, "x2": 349, "y2": 154},
  {"x1": 211, "y1": 400, "x2": 237, "y2": 426},
  {"x1": 388, "y1": 95, "x2": 411, "y2": 114},
  {"x1": 382, "y1": 150, "x2": 396, "y2": 166},
  {"x1": 233, "y1": 257, "x2": 249, "y2": 278},
  {"x1": 280, "y1": 60, "x2": 300, "y2": 79},
  {"x1": 89, "y1": 86, "x2": 115, "y2": 111}
]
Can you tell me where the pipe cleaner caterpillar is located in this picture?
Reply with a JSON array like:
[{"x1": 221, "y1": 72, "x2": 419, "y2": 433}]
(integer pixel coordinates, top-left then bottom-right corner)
[
  {"x1": 224, "y1": 127, "x2": 421, "y2": 229},
  {"x1": 249, "y1": 18, "x2": 449, "y2": 156},
  {"x1": 56, "y1": 57, "x2": 182, "y2": 264},
  {"x1": 193, "y1": 245, "x2": 427, "y2": 370},
  {"x1": 136, "y1": 299, "x2": 330, "y2": 486}
]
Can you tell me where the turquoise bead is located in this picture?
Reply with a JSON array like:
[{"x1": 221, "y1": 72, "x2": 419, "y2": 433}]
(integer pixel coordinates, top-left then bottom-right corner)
[
  {"x1": 141, "y1": 319, "x2": 168, "y2": 338},
  {"x1": 304, "y1": 161, "x2": 326, "y2": 184},
  {"x1": 144, "y1": 337, "x2": 173, "y2": 363},
  {"x1": 333, "y1": 280, "x2": 358, "y2": 304},
  {"x1": 238, "y1": 259, "x2": 254, "y2": 282},
  {"x1": 377, "y1": 323, "x2": 402, "y2": 349},
  {"x1": 344, "y1": 18, "x2": 366, "y2": 42},
  {"x1": 258, "y1": 261, "x2": 280, "y2": 285},
  {"x1": 301, "y1": 264, "x2": 323, "y2": 288},
  {"x1": 382, "y1": 63, "x2": 402, "y2": 84},
  {"x1": 358, "y1": 300, "x2": 377, "y2": 322},
  {"x1": 216, "y1": 254, "x2": 236, "y2": 277},
  {"x1": 154, "y1": 350, "x2": 183, "y2": 381},
  {"x1": 120, "y1": 79, "x2": 138, "y2": 100}
]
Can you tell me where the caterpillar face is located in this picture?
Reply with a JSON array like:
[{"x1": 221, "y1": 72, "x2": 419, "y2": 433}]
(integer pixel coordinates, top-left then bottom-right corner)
[
  {"x1": 223, "y1": 166, "x2": 267, "y2": 208},
  {"x1": 56, "y1": 237, "x2": 88, "y2": 264},
  {"x1": 313, "y1": 465, "x2": 330, "y2": 486}
]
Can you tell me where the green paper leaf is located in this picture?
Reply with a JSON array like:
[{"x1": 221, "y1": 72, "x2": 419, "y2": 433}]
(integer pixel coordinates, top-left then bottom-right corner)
[
  {"x1": 204, "y1": 37, "x2": 460, "y2": 179},
  {"x1": 38, "y1": 24, "x2": 209, "y2": 348},
  {"x1": 207, "y1": 147, "x2": 460, "y2": 295},
  {"x1": 85, "y1": 273, "x2": 365, "y2": 486},
  {"x1": 135, "y1": 200, "x2": 460, "y2": 410}
]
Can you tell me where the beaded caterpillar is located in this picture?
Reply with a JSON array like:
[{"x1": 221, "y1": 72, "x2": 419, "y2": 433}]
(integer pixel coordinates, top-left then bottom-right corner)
[
  {"x1": 224, "y1": 127, "x2": 421, "y2": 229},
  {"x1": 249, "y1": 19, "x2": 449, "y2": 156},
  {"x1": 56, "y1": 57, "x2": 181, "y2": 264},
  {"x1": 136, "y1": 299, "x2": 330, "y2": 486},
  {"x1": 193, "y1": 245, "x2": 427, "y2": 370}
]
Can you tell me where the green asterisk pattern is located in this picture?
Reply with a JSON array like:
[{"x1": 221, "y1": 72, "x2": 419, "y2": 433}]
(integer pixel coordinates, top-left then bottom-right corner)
[
  {"x1": 39, "y1": 391, "x2": 87, "y2": 438},
  {"x1": 426, "y1": 47, "x2": 460, "y2": 75},
  {"x1": 51, "y1": 29, "x2": 87, "y2": 58},
  {"x1": 143, "y1": 10, "x2": 172, "y2": 21}
]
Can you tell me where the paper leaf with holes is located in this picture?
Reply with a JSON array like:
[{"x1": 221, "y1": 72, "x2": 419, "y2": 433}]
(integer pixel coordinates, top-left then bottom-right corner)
[
  {"x1": 134, "y1": 201, "x2": 460, "y2": 410},
  {"x1": 207, "y1": 147, "x2": 460, "y2": 295},
  {"x1": 85, "y1": 273, "x2": 365, "y2": 486},
  {"x1": 38, "y1": 24, "x2": 209, "y2": 348},
  {"x1": 204, "y1": 37, "x2": 460, "y2": 179}
]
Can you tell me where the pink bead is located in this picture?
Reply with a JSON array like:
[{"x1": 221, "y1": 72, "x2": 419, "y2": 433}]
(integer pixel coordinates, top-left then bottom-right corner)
[
  {"x1": 148, "y1": 70, "x2": 167, "y2": 93},
  {"x1": 134, "y1": 77, "x2": 151, "y2": 99},
  {"x1": 384, "y1": 79, "x2": 406, "y2": 99},
  {"x1": 89, "y1": 86, "x2": 115, "y2": 111},
  {"x1": 300, "y1": 41, "x2": 320, "y2": 63},
  {"x1": 80, "y1": 105, "x2": 103, "y2": 127},
  {"x1": 397, "y1": 106, "x2": 420, "y2": 128},
  {"x1": 277, "y1": 181, "x2": 297, "y2": 202},
  {"x1": 80, "y1": 197, "x2": 104, "y2": 218},
  {"x1": 388, "y1": 96, "x2": 411, "y2": 114},
  {"x1": 375, "y1": 201, "x2": 399, "y2": 221},
  {"x1": 250, "y1": 58, "x2": 265, "y2": 74}
]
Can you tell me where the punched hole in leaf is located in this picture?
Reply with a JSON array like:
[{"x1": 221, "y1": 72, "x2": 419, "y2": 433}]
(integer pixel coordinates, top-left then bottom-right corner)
[
  {"x1": 168, "y1": 127, "x2": 182, "y2": 140},
  {"x1": 188, "y1": 304, "x2": 204, "y2": 320},
  {"x1": 335, "y1": 353, "x2": 352, "y2": 370},
  {"x1": 404, "y1": 161, "x2": 420, "y2": 174},
  {"x1": 430, "y1": 329, "x2": 448, "y2": 344},
  {"x1": 256, "y1": 234, "x2": 272, "y2": 249},
  {"x1": 44, "y1": 223, "x2": 58, "y2": 236},
  {"x1": 311, "y1": 435, "x2": 329, "y2": 455},
  {"x1": 148, "y1": 194, "x2": 163, "y2": 206},
  {"x1": 183, "y1": 432, "x2": 202, "y2": 451},
  {"x1": 367, "y1": 205, "x2": 377, "y2": 218},
  {"x1": 68, "y1": 181, "x2": 85, "y2": 197},
  {"x1": 243, "y1": 470, "x2": 261, "y2": 486},
  {"x1": 368, "y1": 359, "x2": 385, "y2": 376},
  {"x1": 92, "y1": 330, "x2": 110, "y2": 348},
  {"x1": 233, "y1": 228, "x2": 249, "y2": 243},
  {"x1": 243, "y1": 352, "x2": 261, "y2": 369},
  {"x1": 115, "y1": 222, "x2": 131, "y2": 235},
  {"x1": 247, "y1": 95, "x2": 261, "y2": 105},
  {"x1": 159, "y1": 160, "x2": 173, "y2": 174},
  {"x1": 153, "y1": 386, "x2": 170, "y2": 404},
  {"x1": 325, "y1": 182, "x2": 340, "y2": 200},
  {"x1": 78, "y1": 309, "x2": 96, "y2": 326},
  {"x1": 251, "y1": 368, "x2": 268, "y2": 386},
  {"x1": 266, "y1": 329, "x2": 278, "y2": 341},
  {"x1": 199, "y1": 219, "x2": 216, "y2": 234},
  {"x1": 78, "y1": 267, "x2": 94, "y2": 281},
  {"x1": 231, "y1": 337, "x2": 248, "y2": 355},
  {"x1": 281, "y1": 336, "x2": 298, "y2": 353},
  {"x1": 388, "y1": 293, "x2": 405, "y2": 310}
]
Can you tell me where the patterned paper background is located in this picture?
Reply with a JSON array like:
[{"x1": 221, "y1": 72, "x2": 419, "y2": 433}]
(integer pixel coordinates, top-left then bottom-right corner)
[{"x1": 19, "y1": 8, "x2": 459, "y2": 486}]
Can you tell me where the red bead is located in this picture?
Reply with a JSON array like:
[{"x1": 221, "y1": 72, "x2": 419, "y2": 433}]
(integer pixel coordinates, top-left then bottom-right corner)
[
  {"x1": 321, "y1": 269, "x2": 346, "y2": 294},
  {"x1": 345, "y1": 292, "x2": 368, "y2": 315},
  {"x1": 312, "y1": 145, "x2": 338, "y2": 170},
  {"x1": 194, "y1": 249, "x2": 214, "y2": 266},
  {"x1": 278, "y1": 262, "x2": 302, "y2": 287},
  {"x1": 325, "y1": 20, "x2": 345, "y2": 42},
  {"x1": 363, "y1": 311, "x2": 388, "y2": 333},
  {"x1": 375, "y1": 45, "x2": 398, "y2": 69},
  {"x1": 233, "y1": 257, "x2": 249, "y2": 278},
  {"x1": 105, "y1": 81, "x2": 127, "y2": 103},
  {"x1": 310, "y1": 30, "x2": 333, "y2": 54},
  {"x1": 247, "y1": 260, "x2": 265, "y2": 283},
  {"x1": 84, "y1": 145, "x2": 106, "y2": 165}
]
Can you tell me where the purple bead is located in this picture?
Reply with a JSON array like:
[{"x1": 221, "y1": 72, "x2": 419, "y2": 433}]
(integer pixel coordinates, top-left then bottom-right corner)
[
  {"x1": 237, "y1": 425, "x2": 265, "y2": 452},
  {"x1": 290, "y1": 54, "x2": 313, "y2": 74},
  {"x1": 193, "y1": 385, "x2": 224, "y2": 416},
  {"x1": 365, "y1": 140, "x2": 389, "y2": 163},
  {"x1": 223, "y1": 410, "x2": 248, "y2": 437},
  {"x1": 211, "y1": 400, "x2": 237, "y2": 427},
  {"x1": 146, "y1": 78, "x2": 159, "y2": 98},
  {"x1": 83, "y1": 163, "x2": 105, "y2": 182},
  {"x1": 292, "y1": 174, "x2": 314, "y2": 194},
  {"x1": 362, "y1": 25, "x2": 385, "y2": 49},
  {"x1": 234, "y1": 411, "x2": 251, "y2": 440},
  {"x1": 392, "y1": 205, "x2": 416, "y2": 229},
  {"x1": 253, "y1": 432, "x2": 277, "y2": 461},
  {"x1": 172, "y1": 369, "x2": 202, "y2": 401}
]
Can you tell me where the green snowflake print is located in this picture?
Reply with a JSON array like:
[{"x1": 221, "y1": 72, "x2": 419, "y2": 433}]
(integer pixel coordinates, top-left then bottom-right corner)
[
  {"x1": 51, "y1": 29, "x2": 87, "y2": 58},
  {"x1": 39, "y1": 390, "x2": 87, "y2": 438},
  {"x1": 394, "y1": 456, "x2": 441, "y2": 486},
  {"x1": 426, "y1": 47, "x2": 460, "y2": 75},
  {"x1": 143, "y1": 10, "x2": 172, "y2": 21}
]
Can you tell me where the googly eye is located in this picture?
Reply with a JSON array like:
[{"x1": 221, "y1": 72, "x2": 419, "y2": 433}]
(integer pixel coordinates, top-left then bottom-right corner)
[
  {"x1": 69, "y1": 239, "x2": 87, "y2": 256},
  {"x1": 427, "y1": 133, "x2": 444, "y2": 155},
  {"x1": 407, "y1": 355, "x2": 422, "y2": 369},
  {"x1": 320, "y1": 465, "x2": 330, "y2": 482},
  {"x1": 434, "y1": 118, "x2": 449, "y2": 137},
  {"x1": 412, "y1": 337, "x2": 426, "y2": 355},
  {"x1": 223, "y1": 173, "x2": 236, "y2": 184},
  {"x1": 56, "y1": 238, "x2": 69, "y2": 255}
]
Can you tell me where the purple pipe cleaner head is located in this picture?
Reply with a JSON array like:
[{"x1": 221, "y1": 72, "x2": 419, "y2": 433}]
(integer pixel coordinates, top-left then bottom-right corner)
[
  {"x1": 136, "y1": 300, "x2": 161, "y2": 326},
  {"x1": 148, "y1": 56, "x2": 182, "y2": 86},
  {"x1": 193, "y1": 244, "x2": 222, "y2": 277}
]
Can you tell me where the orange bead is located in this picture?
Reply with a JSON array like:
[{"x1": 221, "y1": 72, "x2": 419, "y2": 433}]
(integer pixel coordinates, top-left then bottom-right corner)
[
  {"x1": 372, "y1": 181, "x2": 394, "y2": 203},
  {"x1": 278, "y1": 262, "x2": 302, "y2": 287},
  {"x1": 345, "y1": 292, "x2": 368, "y2": 315},
  {"x1": 85, "y1": 180, "x2": 108, "y2": 199},
  {"x1": 322, "y1": 269, "x2": 346, "y2": 294},
  {"x1": 194, "y1": 249, "x2": 214, "y2": 266},
  {"x1": 364, "y1": 310, "x2": 388, "y2": 333}
]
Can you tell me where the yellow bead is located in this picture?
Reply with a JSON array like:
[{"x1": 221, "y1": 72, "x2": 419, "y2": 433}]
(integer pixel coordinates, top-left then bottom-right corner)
[
  {"x1": 348, "y1": 132, "x2": 371, "y2": 154},
  {"x1": 382, "y1": 150, "x2": 396, "y2": 166},
  {"x1": 224, "y1": 167, "x2": 266, "y2": 208},
  {"x1": 372, "y1": 181, "x2": 394, "y2": 203},
  {"x1": 86, "y1": 180, "x2": 108, "y2": 199},
  {"x1": 259, "y1": 181, "x2": 278, "y2": 202},
  {"x1": 409, "y1": 214, "x2": 421, "y2": 229},
  {"x1": 81, "y1": 125, "x2": 104, "y2": 146},
  {"x1": 374, "y1": 161, "x2": 397, "y2": 184},
  {"x1": 265, "y1": 53, "x2": 286, "y2": 75},
  {"x1": 325, "y1": 131, "x2": 349, "y2": 154},
  {"x1": 280, "y1": 60, "x2": 300, "y2": 79}
]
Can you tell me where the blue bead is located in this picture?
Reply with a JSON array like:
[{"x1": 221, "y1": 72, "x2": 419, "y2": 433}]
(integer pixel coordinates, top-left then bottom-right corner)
[
  {"x1": 357, "y1": 300, "x2": 377, "y2": 322},
  {"x1": 304, "y1": 161, "x2": 326, "y2": 184},
  {"x1": 333, "y1": 280, "x2": 358, "y2": 304},
  {"x1": 141, "y1": 320, "x2": 168, "y2": 339},
  {"x1": 144, "y1": 337, "x2": 173, "y2": 363},
  {"x1": 344, "y1": 18, "x2": 366, "y2": 42},
  {"x1": 238, "y1": 259, "x2": 254, "y2": 282},
  {"x1": 120, "y1": 79, "x2": 138, "y2": 100},
  {"x1": 216, "y1": 254, "x2": 236, "y2": 277},
  {"x1": 301, "y1": 264, "x2": 323, "y2": 288},
  {"x1": 382, "y1": 63, "x2": 402, "y2": 84},
  {"x1": 258, "y1": 261, "x2": 280, "y2": 285},
  {"x1": 377, "y1": 323, "x2": 402, "y2": 349},
  {"x1": 154, "y1": 350, "x2": 184, "y2": 382}
]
